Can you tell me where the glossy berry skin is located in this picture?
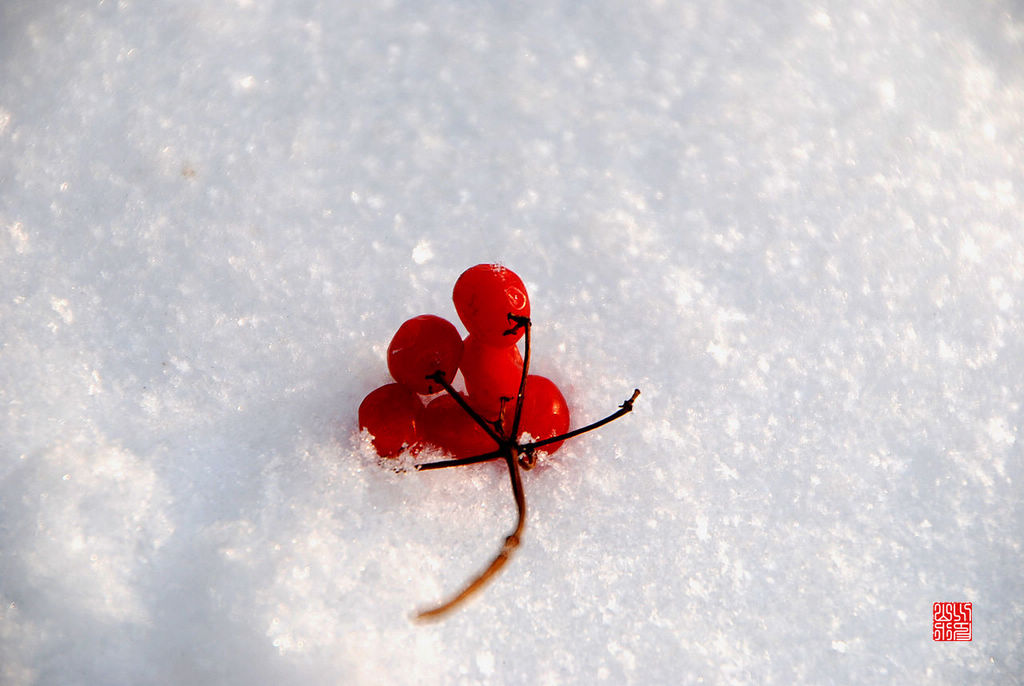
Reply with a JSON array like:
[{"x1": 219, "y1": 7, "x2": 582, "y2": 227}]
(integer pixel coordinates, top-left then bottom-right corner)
[
  {"x1": 452, "y1": 264, "x2": 530, "y2": 348},
  {"x1": 387, "y1": 315, "x2": 463, "y2": 395},
  {"x1": 420, "y1": 393, "x2": 499, "y2": 459},
  {"x1": 460, "y1": 335, "x2": 524, "y2": 421},
  {"x1": 358, "y1": 383, "x2": 423, "y2": 458},
  {"x1": 504, "y1": 375, "x2": 571, "y2": 454}
]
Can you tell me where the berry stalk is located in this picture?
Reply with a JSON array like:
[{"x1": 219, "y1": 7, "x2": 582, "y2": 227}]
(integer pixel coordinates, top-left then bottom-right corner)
[
  {"x1": 415, "y1": 446, "x2": 527, "y2": 622},
  {"x1": 522, "y1": 389, "x2": 641, "y2": 453}
]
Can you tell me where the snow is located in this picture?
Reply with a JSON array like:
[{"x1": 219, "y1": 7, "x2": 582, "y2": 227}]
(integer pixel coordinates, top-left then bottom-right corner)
[{"x1": 2, "y1": 0, "x2": 1022, "y2": 684}]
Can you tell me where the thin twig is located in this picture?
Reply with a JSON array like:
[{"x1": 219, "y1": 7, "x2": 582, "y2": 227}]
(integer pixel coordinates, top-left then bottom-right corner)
[
  {"x1": 412, "y1": 313, "x2": 640, "y2": 621},
  {"x1": 426, "y1": 370, "x2": 504, "y2": 445},
  {"x1": 507, "y1": 315, "x2": 532, "y2": 443},
  {"x1": 415, "y1": 450, "x2": 504, "y2": 471},
  {"x1": 523, "y1": 389, "x2": 640, "y2": 452},
  {"x1": 415, "y1": 449, "x2": 527, "y2": 621}
]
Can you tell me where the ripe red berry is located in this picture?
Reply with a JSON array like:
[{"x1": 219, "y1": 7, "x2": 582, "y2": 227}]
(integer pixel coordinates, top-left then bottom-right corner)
[
  {"x1": 460, "y1": 335, "x2": 524, "y2": 421},
  {"x1": 358, "y1": 383, "x2": 423, "y2": 458},
  {"x1": 420, "y1": 393, "x2": 500, "y2": 459},
  {"x1": 452, "y1": 264, "x2": 530, "y2": 348},
  {"x1": 387, "y1": 315, "x2": 463, "y2": 395},
  {"x1": 504, "y1": 375, "x2": 571, "y2": 454}
]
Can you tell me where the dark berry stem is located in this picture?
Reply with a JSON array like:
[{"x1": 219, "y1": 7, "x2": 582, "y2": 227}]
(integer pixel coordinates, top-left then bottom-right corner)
[
  {"x1": 507, "y1": 314, "x2": 532, "y2": 444},
  {"x1": 415, "y1": 450, "x2": 504, "y2": 471},
  {"x1": 522, "y1": 389, "x2": 641, "y2": 453},
  {"x1": 413, "y1": 314, "x2": 639, "y2": 622},
  {"x1": 426, "y1": 370, "x2": 504, "y2": 445},
  {"x1": 415, "y1": 447, "x2": 527, "y2": 621}
]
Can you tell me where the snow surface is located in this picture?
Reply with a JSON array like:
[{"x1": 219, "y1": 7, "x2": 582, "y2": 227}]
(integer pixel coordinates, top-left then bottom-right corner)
[{"x1": 2, "y1": 1, "x2": 1023, "y2": 684}]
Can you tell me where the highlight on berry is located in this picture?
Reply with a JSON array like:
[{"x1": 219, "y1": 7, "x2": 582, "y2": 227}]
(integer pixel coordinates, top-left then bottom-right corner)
[{"x1": 357, "y1": 263, "x2": 640, "y2": 620}]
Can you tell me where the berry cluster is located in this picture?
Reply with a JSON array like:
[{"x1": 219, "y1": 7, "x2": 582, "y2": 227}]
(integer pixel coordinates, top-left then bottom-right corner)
[
  {"x1": 358, "y1": 264, "x2": 640, "y2": 620},
  {"x1": 359, "y1": 265, "x2": 570, "y2": 460}
]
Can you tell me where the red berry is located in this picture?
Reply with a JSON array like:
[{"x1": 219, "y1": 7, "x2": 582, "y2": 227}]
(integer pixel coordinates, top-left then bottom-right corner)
[
  {"x1": 504, "y1": 375, "x2": 571, "y2": 454},
  {"x1": 420, "y1": 393, "x2": 499, "y2": 459},
  {"x1": 358, "y1": 383, "x2": 423, "y2": 458},
  {"x1": 452, "y1": 264, "x2": 530, "y2": 348},
  {"x1": 387, "y1": 315, "x2": 463, "y2": 395},
  {"x1": 460, "y1": 335, "x2": 524, "y2": 421}
]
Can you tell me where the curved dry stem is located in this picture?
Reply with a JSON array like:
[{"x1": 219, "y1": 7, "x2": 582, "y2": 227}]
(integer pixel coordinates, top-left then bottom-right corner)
[
  {"x1": 410, "y1": 312, "x2": 640, "y2": 622},
  {"x1": 414, "y1": 450, "x2": 527, "y2": 622},
  {"x1": 414, "y1": 532, "x2": 520, "y2": 622}
]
